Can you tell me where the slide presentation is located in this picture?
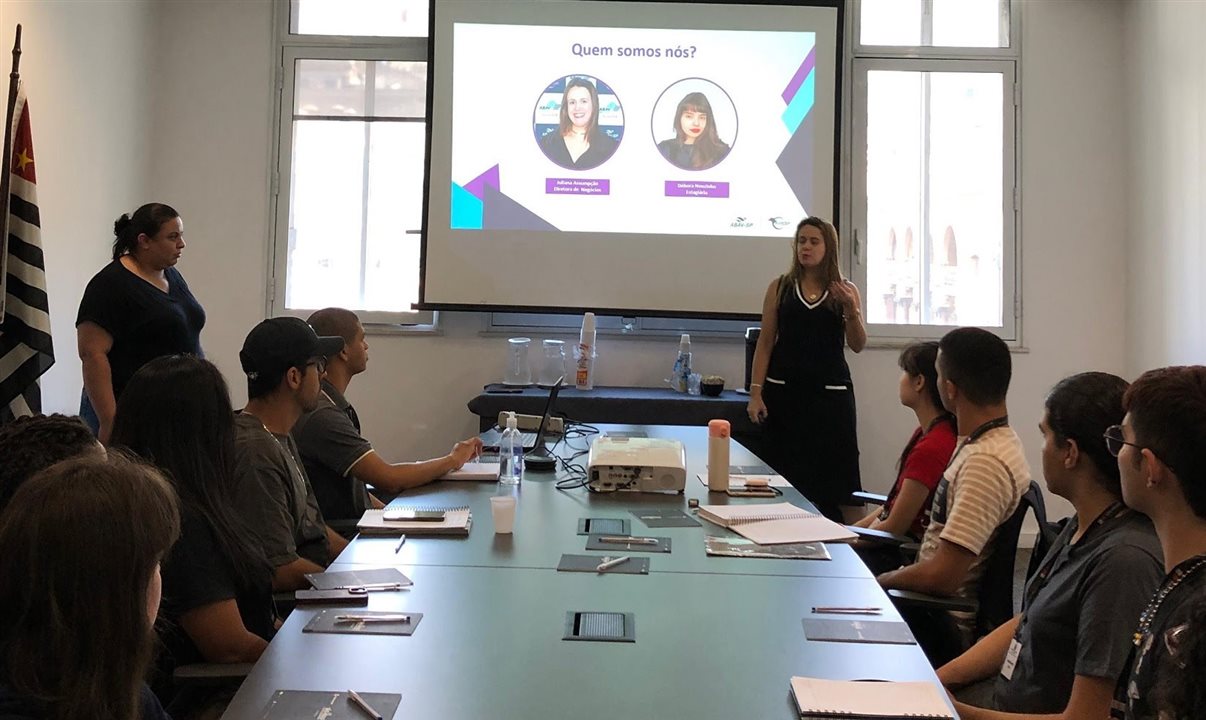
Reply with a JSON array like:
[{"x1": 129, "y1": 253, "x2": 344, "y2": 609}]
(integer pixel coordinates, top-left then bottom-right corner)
[
  {"x1": 450, "y1": 23, "x2": 820, "y2": 237},
  {"x1": 424, "y1": 0, "x2": 840, "y2": 317}
]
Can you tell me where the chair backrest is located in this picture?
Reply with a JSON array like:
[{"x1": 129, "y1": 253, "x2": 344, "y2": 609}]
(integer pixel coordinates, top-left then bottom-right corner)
[{"x1": 974, "y1": 480, "x2": 1052, "y2": 637}]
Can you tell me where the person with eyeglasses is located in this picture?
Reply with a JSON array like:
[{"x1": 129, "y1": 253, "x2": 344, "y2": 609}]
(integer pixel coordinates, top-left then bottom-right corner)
[
  {"x1": 230, "y1": 317, "x2": 349, "y2": 592},
  {"x1": 1108, "y1": 366, "x2": 1206, "y2": 720},
  {"x1": 937, "y1": 372, "x2": 1162, "y2": 720}
]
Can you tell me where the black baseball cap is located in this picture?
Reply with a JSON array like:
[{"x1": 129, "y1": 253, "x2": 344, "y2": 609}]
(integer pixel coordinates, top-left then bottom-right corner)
[{"x1": 239, "y1": 317, "x2": 345, "y2": 381}]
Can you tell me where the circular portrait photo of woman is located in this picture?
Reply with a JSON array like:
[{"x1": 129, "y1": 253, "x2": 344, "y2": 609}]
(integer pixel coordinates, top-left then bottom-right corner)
[
  {"x1": 651, "y1": 78, "x2": 737, "y2": 172},
  {"x1": 533, "y1": 75, "x2": 624, "y2": 171}
]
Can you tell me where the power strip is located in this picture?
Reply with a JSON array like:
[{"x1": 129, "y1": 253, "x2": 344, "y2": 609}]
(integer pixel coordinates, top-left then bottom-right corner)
[{"x1": 496, "y1": 412, "x2": 564, "y2": 435}]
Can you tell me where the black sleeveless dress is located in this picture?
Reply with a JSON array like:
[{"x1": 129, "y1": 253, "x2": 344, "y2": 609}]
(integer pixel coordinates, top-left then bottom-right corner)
[{"x1": 761, "y1": 280, "x2": 862, "y2": 521}]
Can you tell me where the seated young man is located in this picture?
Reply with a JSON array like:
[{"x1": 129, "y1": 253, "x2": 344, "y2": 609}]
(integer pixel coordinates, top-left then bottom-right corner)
[
  {"x1": 1110, "y1": 366, "x2": 1206, "y2": 720},
  {"x1": 0, "y1": 413, "x2": 104, "y2": 513},
  {"x1": 292, "y1": 307, "x2": 482, "y2": 523},
  {"x1": 877, "y1": 327, "x2": 1032, "y2": 666},
  {"x1": 939, "y1": 372, "x2": 1162, "y2": 720},
  {"x1": 232, "y1": 317, "x2": 350, "y2": 591}
]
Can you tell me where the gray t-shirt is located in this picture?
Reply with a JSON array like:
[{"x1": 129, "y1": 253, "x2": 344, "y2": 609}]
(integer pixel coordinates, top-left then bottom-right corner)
[
  {"x1": 993, "y1": 507, "x2": 1163, "y2": 714},
  {"x1": 232, "y1": 412, "x2": 331, "y2": 568},
  {"x1": 291, "y1": 380, "x2": 374, "y2": 522}
]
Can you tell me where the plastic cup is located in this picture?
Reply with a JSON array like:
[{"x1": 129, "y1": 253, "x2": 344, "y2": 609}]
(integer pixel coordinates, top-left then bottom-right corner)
[{"x1": 490, "y1": 496, "x2": 516, "y2": 534}]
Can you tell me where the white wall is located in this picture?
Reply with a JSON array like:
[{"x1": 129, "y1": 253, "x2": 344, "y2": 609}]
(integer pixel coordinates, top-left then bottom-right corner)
[
  {"x1": 1124, "y1": 0, "x2": 1206, "y2": 373},
  {"x1": 28, "y1": 0, "x2": 1134, "y2": 527},
  {"x1": 0, "y1": 0, "x2": 154, "y2": 413}
]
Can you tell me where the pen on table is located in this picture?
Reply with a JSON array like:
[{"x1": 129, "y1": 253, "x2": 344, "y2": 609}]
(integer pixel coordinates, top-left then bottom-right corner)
[
  {"x1": 810, "y1": 606, "x2": 883, "y2": 615},
  {"x1": 394, "y1": 534, "x2": 406, "y2": 553},
  {"x1": 347, "y1": 688, "x2": 384, "y2": 720},
  {"x1": 336, "y1": 614, "x2": 411, "y2": 624},
  {"x1": 596, "y1": 555, "x2": 631, "y2": 572},
  {"x1": 599, "y1": 535, "x2": 658, "y2": 545}
]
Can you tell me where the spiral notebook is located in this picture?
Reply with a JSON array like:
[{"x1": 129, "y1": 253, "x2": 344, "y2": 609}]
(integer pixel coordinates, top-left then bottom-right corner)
[
  {"x1": 357, "y1": 507, "x2": 472, "y2": 536},
  {"x1": 697, "y1": 502, "x2": 856, "y2": 545},
  {"x1": 789, "y1": 677, "x2": 953, "y2": 718}
]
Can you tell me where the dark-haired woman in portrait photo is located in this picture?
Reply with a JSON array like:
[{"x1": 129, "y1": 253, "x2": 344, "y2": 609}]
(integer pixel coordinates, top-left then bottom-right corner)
[
  {"x1": 656, "y1": 91, "x2": 731, "y2": 171},
  {"x1": 76, "y1": 203, "x2": 205, "y2": 444},
  {"x1": 112, "y1": 355, "x2": 277, "y2": 716},
  {"x1": 747, "y1": 216, "x2": 867, "y2": 522},
  {"x1": 538, "y1": 77, "x2": 619, "y2": 171},
  {"x1": 0, "y1": 454, "x2": 180, "y2": 720}
]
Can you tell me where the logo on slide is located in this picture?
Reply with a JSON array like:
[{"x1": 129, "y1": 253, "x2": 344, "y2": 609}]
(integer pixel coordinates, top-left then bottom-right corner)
[
  {"x1": 769, "y1": 217, "x2": 790, "y2": 230},
  {"x1": 730, "y1": 217, "x2": 754, "y2": 229}
]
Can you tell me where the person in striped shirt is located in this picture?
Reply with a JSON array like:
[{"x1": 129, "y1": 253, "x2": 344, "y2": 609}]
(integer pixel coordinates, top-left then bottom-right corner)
[{"x1": 878, "y1": 327, "x2": 1032, "y2": 666}]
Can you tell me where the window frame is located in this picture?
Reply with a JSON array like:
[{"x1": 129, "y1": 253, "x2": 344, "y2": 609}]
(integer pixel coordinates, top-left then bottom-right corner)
[
  {"x1": 270, "y1": 3, "x2": 436, "y2": 329},
  {"x1": 845, "y1": 0, "x2": 1021, "y2": 345}
]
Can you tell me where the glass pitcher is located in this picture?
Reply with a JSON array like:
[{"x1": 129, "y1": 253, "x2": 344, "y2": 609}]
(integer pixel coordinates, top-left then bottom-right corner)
[
  {"x1": 538, "y1": 339, "x2": 568, "y2": 386},
  {"x1": 503, "y1": 337, "x2": 532, "y2": 386}
]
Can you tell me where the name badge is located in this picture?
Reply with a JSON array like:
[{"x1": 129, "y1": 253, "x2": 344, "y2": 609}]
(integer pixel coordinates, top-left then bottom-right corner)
[{"x1": 1001, "y1": 638, "x2": 1022, "y2": 680}]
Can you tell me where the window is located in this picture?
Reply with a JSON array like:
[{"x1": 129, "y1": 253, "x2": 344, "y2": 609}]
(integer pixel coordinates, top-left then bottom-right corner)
[
  {"x1": 851, "y1": 0, "x2": 1019, "y2": 341},
  {"x1": 272, "y1": 0, "x2": 434, "y2": 326}
]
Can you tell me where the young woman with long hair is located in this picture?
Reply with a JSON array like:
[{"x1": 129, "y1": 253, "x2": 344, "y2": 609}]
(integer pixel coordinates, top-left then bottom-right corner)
[{"x1": 0, "y1": 455, "x2": 180, "y2": 720}]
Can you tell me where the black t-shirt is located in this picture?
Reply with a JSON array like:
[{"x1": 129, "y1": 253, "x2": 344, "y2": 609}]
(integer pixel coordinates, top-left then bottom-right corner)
[
  {"x1": 994, "y1": 508, "x2": 1162, "y2": 713},
  {"x1": 155, "y1": 509, "x2": 276, "y2": 697},
  {"x1": 292, "y1": 381, "x2": 374, "y2": 522},
  {"x1": 0, "y1": 683, "x2": 171, "y2": 720},
  {"x1": 76, "y1": 259, "x2": 205, "y2": 399},
  {"x1": 1113, "y1": 553, "x2": 1206, "y2": 720},
  {"x1": 766, "y1": 281, "x2": 851, "y2": 387}
]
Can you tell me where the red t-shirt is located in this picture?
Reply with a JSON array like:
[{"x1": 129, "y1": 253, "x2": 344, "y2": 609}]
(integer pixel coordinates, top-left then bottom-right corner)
[{"x1": 881, "y1": 418, "x2": 958, "y2": 538}]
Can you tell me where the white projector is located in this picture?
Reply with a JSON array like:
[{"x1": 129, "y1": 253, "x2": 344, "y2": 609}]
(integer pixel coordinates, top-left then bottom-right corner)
[{"x1": 587, "y1": 436, "x2": 687, "y2": 493}]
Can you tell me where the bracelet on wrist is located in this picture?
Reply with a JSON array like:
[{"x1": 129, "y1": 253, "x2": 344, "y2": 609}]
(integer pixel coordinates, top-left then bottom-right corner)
[{"x1": 750, "y1": 382, "x2": 763, "y2": 388}]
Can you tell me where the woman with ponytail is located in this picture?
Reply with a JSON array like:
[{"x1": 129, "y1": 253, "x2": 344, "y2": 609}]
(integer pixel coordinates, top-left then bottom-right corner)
[{"x1": 75, "y1": 203, "x2": 206, "y2": 444}]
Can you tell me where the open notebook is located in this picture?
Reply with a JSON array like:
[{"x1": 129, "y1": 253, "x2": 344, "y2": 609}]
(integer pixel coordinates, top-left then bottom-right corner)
[
  {"x1": 789, "y1": 677, "x2": 954, "y2": 719},
  {"x1": 697, "y1": 502, "x2": 856, "y2": 545},
  {"x1": 357, "y1": 507, "x2": 472, "y2": 536}
]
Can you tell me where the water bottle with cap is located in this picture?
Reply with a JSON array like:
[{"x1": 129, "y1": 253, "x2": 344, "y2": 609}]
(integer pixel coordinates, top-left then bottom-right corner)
[
  {"x1": 499, "y1": 411, "x2": 523, "y2": 485},
  {"x1": 575, "y1": 312, "x2": 596, "y2": 390}
]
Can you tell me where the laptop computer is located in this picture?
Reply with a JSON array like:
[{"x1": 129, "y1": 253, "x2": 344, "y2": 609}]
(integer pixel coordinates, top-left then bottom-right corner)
[{"x1": 479, "y1": 377, "x2": 564, "y2": 452}]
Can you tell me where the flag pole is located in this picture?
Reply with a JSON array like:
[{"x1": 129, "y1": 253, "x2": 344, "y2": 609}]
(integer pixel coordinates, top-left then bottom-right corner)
[{"x1": 0, "y1": 24, "x2": 22, "y2": 323}]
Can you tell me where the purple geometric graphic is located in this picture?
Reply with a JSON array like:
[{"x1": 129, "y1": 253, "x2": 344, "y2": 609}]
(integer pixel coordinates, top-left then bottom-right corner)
[
  {"x1": 776, "y1": 112, "x2": 815, "y2": 216},
  {"x1": 781, "y1": 47, "x2": 817, "y2": 105},
  {"x1": 463, "y1": 164, "x2": 500, "y2": 200},
  {"x1": 483, "y1": 183, "x2": 559, "y2": 231}
]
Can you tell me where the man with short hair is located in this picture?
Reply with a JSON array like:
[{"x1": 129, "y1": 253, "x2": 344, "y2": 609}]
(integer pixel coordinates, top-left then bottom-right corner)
[
  {"x1": 1110, "y1": 366, "x2": 1206, "y2": 720},
  {"x1": 878, "y1": 327, "x2": 1032, "y2": 665},
  {"x1": 0, "y1": 413, "x2": 103, "y2": 513},
  {"x1": 293, "y1": 307, "x2": 482, "y2": 523},
  {"x1": 232, "y1": 317, "x2": 348, "y2": 591}
]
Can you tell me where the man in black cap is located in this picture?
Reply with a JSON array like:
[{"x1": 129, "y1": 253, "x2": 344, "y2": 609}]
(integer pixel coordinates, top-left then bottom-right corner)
[{"x1": 232, "y1": 317, "x2": 348, "y2": 591}]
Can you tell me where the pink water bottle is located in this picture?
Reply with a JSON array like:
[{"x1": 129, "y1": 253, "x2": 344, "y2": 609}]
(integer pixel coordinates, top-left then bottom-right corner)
[{"x1": 707, "y1": 419, "x2": 731, "y2": 492}]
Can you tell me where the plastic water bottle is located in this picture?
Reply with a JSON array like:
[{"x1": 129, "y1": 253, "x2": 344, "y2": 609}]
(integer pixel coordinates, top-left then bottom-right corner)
[
  {"x1": 670, "y1": 334, "x2": 692, "y2": 393},
  {"x1": 575, "y1": 312, "x2": 596, "y2": 390},
  {"x1": 499, "y1": 412, "x2": 522, "y2": 485}
]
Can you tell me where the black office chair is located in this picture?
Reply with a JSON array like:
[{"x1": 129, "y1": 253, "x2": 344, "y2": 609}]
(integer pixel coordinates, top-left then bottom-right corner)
[{"x1": 884, "y1": 480, "x2": 1055, "y2": 640}]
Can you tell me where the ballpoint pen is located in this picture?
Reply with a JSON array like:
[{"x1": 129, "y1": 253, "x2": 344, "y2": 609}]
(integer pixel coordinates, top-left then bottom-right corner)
[
  {"x1": 394, "y1": 534, "x2": 406, "y2": 553},
  {"x1": 598, "y1": 536, "x2": 658, "y2": 545},
  {"x1": 810, "y1": 606, "x2": 883, "y2": 615},
  {"x1": 596, "y1": 555, "x2": 631, "y2": 572},
  {"x1": 335, "y1": 614, "x2": 412, "y2": 623},
  {"x1": 347, "y1": 689, "x2": 384, "y2": 720}
]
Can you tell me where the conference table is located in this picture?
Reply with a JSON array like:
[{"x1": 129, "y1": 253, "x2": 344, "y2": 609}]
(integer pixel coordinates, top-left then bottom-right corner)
[{"x1": 220, "y1": 425, "x2": 954, "y2": 720}]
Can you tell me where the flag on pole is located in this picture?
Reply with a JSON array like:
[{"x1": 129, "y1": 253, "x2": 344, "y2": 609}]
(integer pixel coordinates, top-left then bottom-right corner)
[{"x1": 0, "y1": 84, "x2": 53, "y2": 422}]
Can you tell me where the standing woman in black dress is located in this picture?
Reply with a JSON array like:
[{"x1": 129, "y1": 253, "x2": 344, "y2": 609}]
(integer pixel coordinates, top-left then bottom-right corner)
[
  {"x1": 747, "y1": 216, "x2": 866, "y2": 521},
  {"x1": 76, "y1": 203, "x2": 205, "y2": 444}
]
